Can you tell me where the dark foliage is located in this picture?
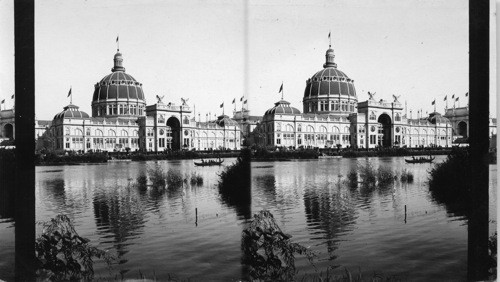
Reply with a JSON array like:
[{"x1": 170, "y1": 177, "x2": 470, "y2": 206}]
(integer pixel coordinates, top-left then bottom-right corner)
[
  {"x1": 242, "y1": 210, "x2": 315, "y2": 281},
  {"x1": 489, "y1": 232, "x2": 497, "y2": 278},
  {"x1": 342, "y1": 147, "x2": 451, "y2": 158},
  {"x1": 35, "y1": 215, "x2": 114, "y2": 281},
  {"x1": 428, "y1": 148, "x2": 472, "y2": 217},
  {"x1": 36, "y1": 152, "x2": 108, "y2": 165}
]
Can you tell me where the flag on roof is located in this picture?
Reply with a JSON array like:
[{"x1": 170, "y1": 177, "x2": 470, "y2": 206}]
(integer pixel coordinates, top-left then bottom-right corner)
[
  {"x1": 465, "y1": 92, "x2": 468, "y2": 97},
  {"x1": 444, "y1": 95, "x2": 447, "y2": 101},
  {"x1": 67, "y1": 87, "x2": 72, "y2": 97},
  {"x1": 240, "y1": 96, "x2": 244, "y2": 101},
  {"x1": 232, "y1": 98, "x2": 235, "y2": 104},
  {"x1": 431, "y1": 100, "x2": 435, "y2": 105},
  {"x1": 279, "y1": 82, "x2": 283, "y2": 93},
  {"x1": 220, "y1": 102, "x2": 224, "y2": 108},
  {"x1": 243, "y1": 100, "x2": 247, "y2": 104}
]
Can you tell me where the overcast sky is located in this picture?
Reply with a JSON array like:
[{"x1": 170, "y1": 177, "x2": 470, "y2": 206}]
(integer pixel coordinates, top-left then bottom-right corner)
[{"x1": 0, "y1": 0, "x2": 496, "y2": 120}]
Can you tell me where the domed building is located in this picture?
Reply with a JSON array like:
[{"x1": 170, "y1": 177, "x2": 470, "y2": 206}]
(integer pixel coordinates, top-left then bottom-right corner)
[
  {"x1": 303, "y1": 47, "x2": 357, "y2": 115},
  {"x1": 91, "y1": 52, "x2": 146, "y2": 118},
  {"x1": 253, "y1": 40, "x2": 456, "y2": 149},
  {"x1": 48, "y1": 46, "x2": 241, "y2": 153}
]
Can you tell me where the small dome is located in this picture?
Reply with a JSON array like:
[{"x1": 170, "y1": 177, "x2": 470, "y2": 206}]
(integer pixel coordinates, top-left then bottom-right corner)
[
  {"x1": 53, "y1": 104, "x2": 89, "y2": 120},
  {"x1": 216, "y1": 115, "x2": 239, "y2": 127},
  {"x1": 264, "y1": 100, "x2": 301, "y2": 116},
  {"x1": 428, "y1": 112, "x2": 450, "y2": 124}
]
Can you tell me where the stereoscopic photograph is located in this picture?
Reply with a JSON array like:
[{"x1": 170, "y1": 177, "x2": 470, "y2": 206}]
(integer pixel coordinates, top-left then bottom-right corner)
[{"x1": 0, "y1": 0, "x2": 496, "y2": 281}]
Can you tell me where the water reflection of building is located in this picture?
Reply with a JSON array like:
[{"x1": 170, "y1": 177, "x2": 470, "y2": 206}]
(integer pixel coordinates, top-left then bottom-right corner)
[
  {"x1": 252, "y1": 40, "x2": 497, "y2": 149},
  {"x1": 303, "y1": 187, "x2": 357, "y2": 257}
]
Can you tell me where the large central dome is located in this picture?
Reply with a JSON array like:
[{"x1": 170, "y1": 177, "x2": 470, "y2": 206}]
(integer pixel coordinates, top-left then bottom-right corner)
[
  {"x1": 91, "y1": 51, "x2": 146, "y2": 118},
  {"x1": 303, "y1": 47, "x2": 357, "y2": 115}
]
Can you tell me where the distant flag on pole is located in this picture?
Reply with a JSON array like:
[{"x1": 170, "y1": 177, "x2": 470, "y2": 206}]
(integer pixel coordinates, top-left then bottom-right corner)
[
  {"x1": 240, "y1": 96, "x2": 244, "y2": 102},
  {"x1": 243, "y1": 100, "x2": 247, "y2": 104},
  {"x1": 443, "y1": 95, "x2": 447, "y2": 101},
  {"x1": 465, "y1": 92, "x2": 468, "y2": 97},
  {"x1": 11, "y1": 94, "x2": 14, "y2": 99},
  {"x1": 232, "y1": 98, "x2": 235, "y2": 104},
  {"x1": 220, "y1": 102, "x2": 224, "y2": 108},
  {"x1": 279, "y1": 82, "x2": 283, "y2": 93},
  {"x1": 456, "y1": 97, "x2": 459, "y2": 102},
  {"x1": 67, "y1": 87, "x2": 72, "y2": 97},
  {"x1": 452, "y1": 94, "x2": 455, "y2": 99},
  {"x1": 431, "y1": 100, "x2": 435, "y2": 105},
  {"x1": 116, "y1": 35, "x2": 120, "y2": 51},
  {"x1": 116, "y1": 36, "x2": 119, "y2": 43},
  {"x1": 1, "y1": 99, "x2": 4, "y2": 104}
]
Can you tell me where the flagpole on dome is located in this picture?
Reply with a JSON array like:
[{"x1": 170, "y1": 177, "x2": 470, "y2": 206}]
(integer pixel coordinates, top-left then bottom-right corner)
[
  {"x1": 116, "y1": 35, "x2": 119, "y2": 52},
  {"x1": 328, "y1": 30, "x2": 331, "y2": 48},
  {"x1": 68, "y1": 86, "x2": 72, "y2": 104}
]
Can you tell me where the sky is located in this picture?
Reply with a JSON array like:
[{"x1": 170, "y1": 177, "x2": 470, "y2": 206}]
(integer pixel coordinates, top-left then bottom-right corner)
[{"x1": 0, "y1": 0, "x2": 497, "y2": 120}]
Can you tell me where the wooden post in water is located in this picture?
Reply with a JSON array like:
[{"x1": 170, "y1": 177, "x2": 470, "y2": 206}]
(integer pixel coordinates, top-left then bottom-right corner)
[
  {"x1": 404, "y1": 205, "x2": 407, "y2": 224},
  {"x1": 195, "y1": 208, "x2": 198, "y2": 226},
  {"x1": 15, "y1": 0, "x2": 36, "y2": 280},
  {"x1": 468, "y1": 1, "x2": 490, "y2": 280}
]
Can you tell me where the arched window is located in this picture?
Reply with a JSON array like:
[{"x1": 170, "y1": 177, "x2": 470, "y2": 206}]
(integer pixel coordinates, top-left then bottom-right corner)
[
  {"x1": 297, "y1": 124, "x2": 302, "y2": 132},
  {"x1": 395, "y1": 113, "x2": 401, "y2": 122},
  {"x1": 319, "y1": 126, "x2": 327, "y2": 133},
  {"x1": 121, "y1": 130, "x2": 128, "y2": 137},
  {"x1": 65, "y1": 128, "x2": 70, "y2": 135},
  {"x1": 332, "y1": 126, "x2": 340, "y2": 133},
  {"x1": 75, "y1": 128, "x2": 83, "y2": 135},
  {"x1": 133, "y1": 130, "x2": 138, "y2": 137},
  {"x1": 108, "y1": 130, "x2": 116, "y2": 137},
  {"x1": 86, "y1": 128, "x2": 91, "y2": 136},
  {"x1": 369, "y1": 111, "x2": 376, "y2": 120},
  {"x1": 276, "y1": 123, "x2": 281, "y2": 131},
  {"x1": 413, "y1": 128, "x2": 419, "y2": 135},
  {"x1": 344, "y1": 126, "x2": 350, "y2": 133},
  {"x1": 306, "y1": 125, "x2": 314, "y2": 132},
  {"x1": 286, "y1": 124, "x2": 294, "y2": 132}
]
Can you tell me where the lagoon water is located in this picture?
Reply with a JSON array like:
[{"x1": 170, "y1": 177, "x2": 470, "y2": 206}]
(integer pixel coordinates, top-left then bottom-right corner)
[{"x1": 2, "y1": 156, "x2": 495, "y2": 280}]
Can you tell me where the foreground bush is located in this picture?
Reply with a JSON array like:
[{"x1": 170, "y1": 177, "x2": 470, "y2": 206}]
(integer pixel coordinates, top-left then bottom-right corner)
[
  {"x1": 166, "y1": 169, "x2": 184, "y2": 188},
  {"x1": 35, "y1": 215, "x2": 114, "y2": 280},
  {"x1": 218, "y1": 149, "x2": 251, "y2": 191},
  {"x1": 242, "y1": 210, "x2": 315, "y2": 281},
  {"x1": 428, "y1": 148, "x2": 471, "y2": 217}
]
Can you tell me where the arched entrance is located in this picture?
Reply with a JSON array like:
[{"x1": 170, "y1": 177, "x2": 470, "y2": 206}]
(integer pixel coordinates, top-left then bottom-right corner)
[
  {"x1": 166, "y1": 117, "x2": 181, "y2": 150},
  {"x1": 377, "y1": 114, "x2": 392, "y2": 147},
  {"x1": 457, "y1": 121, "x2": 468, "y2": 138},
  {"x1": 3, "y1": 123, "x2": 13, "y2": 139}
]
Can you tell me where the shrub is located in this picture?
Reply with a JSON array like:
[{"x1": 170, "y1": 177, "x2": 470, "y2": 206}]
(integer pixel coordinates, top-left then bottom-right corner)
[
  {"x1": 400, "y1": 169, "x2": 414, "y2": 183},
  {"x1": 189, "y1": 172, "x2": 204, "y2": 186},
  {"x1": 35, "y1": 215, "x2": 114, "y2": 280},
  {"x1": 489, "y1": 232, "x2": 497, "y2": 278},
  {"x1": 166, "y1": 169, "x2": 184, "y2": 189},
  {"x1": 136, "y1": 174, "x2": 148, "y2": 188},
  {"x1": 358, "y1": 164, "x2": 377, "y2": 188},
  {"x1": 377, "y1": 167, "x2": 395, "y2": 185},
  {"x1": 148, "y1": 165, "x2": 166, "y2": 188},
  {"x1": 346, "y1": 170, "x2": 358, "y2": 189},
  {"x1": 428, "y1": 148, "x2": 471, "y2": 216},
  {"x1": 242, "y1": 210, "x2": 315, "y2": 281}
]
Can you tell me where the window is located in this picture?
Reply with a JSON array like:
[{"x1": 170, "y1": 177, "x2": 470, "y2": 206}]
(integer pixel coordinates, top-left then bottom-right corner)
[
  {"x1": 370, "y1": 135, "x2": 376, "y2": 144},
  {"x1": 86, "y1": 128, "x2": 91, "y2": 136},
  {"x1": 395, "y1": 113, "x2": 401, "y2": 122},
  {"x1": 297, "y1": 124, "x2": 302, "y2": 132},
  {"x1": 369, "y1": 111, "x2": 376, "y2": 120},
  {"x1": 276, "y1": 123, "x2": 281, "y2": 131}
]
